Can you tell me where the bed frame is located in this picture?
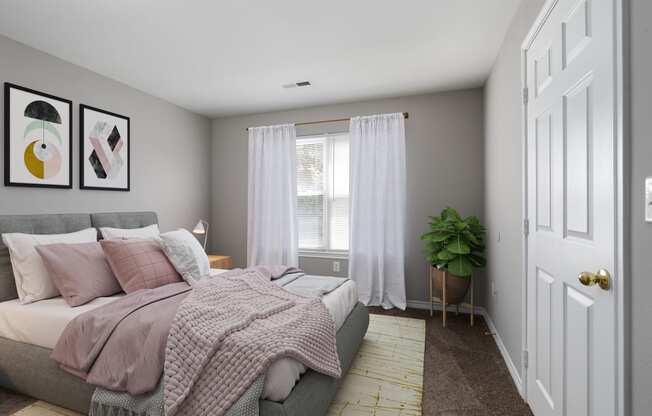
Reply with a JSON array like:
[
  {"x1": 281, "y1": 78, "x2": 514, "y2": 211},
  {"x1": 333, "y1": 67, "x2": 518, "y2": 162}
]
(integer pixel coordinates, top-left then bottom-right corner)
[{"x1": 0, "y1": 212, "x2": 369, "y2": 416}]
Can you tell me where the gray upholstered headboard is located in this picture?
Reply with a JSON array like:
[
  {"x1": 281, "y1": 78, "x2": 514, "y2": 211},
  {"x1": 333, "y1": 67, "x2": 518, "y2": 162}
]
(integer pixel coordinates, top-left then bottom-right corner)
[
  {"x1": 90, "y1": 212, "x2": 158, "y2": 230},
  {"x1": 0, "y1": 211, "x2": 158, "y2": 302}
]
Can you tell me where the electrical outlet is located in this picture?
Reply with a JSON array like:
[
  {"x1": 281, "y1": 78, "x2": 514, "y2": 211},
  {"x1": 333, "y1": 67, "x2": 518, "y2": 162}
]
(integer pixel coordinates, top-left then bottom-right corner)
[
  {"x1": 492, "y1": 281, "x2": 497, "y2": 296},
  {"x1": 332, "y1": 261, "x2": 340, "y2": 273}
]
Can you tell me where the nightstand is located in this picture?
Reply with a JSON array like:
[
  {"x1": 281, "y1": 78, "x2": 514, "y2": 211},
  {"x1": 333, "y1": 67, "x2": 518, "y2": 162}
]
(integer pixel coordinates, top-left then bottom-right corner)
[{"x1": 207, "y1": 255, "x2": 233, "y2": 269}]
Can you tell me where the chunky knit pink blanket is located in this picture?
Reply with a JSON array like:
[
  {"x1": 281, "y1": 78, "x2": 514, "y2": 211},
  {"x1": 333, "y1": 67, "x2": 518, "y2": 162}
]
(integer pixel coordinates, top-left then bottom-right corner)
[{"x1": 163, "y1": 268, "x2": 341, "y2": 416}]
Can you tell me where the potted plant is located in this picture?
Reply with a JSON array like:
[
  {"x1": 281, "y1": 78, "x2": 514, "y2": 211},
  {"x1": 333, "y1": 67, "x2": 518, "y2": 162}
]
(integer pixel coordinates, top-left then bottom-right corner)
[{"x1": 420, "y1": 207, "x2": 486, "y2": 305}]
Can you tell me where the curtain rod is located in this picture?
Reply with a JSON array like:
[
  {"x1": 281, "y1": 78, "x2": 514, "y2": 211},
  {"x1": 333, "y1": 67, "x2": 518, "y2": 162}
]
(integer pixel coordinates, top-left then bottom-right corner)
[{"x1": 245, "y1": 112, "x2": 408, "y2": 131}]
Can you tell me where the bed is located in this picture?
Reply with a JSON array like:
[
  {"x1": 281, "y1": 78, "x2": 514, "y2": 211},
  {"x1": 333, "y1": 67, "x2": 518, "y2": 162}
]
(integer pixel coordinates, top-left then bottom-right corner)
[{"x1": 0, "y1": 212, "x2": 369, "y2": 415}]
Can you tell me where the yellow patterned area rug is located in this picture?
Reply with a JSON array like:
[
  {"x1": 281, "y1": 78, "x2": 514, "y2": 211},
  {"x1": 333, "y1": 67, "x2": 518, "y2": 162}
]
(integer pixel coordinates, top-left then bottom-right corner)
[
  {"x1": 327, "y1": 314, "x2": 426, "y2": 416},
  {"x1": 12, "y1": 314, "x2": 425, "y2": 416},
  {"x1": 11, "y1": 401, "x2": 79, "y2": 416}
]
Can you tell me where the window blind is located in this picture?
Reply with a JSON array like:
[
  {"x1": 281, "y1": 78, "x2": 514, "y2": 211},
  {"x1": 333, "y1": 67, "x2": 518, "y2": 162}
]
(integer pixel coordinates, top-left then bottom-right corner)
[
  {"x1": 297, "y1": 139, "x2": 326, "y2": 249},
  {"x1": 296, "y1": 134, "x2": 349, "y2": 251}
]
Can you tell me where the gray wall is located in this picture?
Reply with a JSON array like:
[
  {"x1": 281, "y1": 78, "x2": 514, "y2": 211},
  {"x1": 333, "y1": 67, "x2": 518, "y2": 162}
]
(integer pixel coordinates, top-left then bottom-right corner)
[
  {"x1": 483, "y1": 0, "x2": 546, "y2": 377},
  {"x1": 630, "y1": 0, "x2": 651, "y2": 414},
  {"x1": 0, "y1": 34, "x2": 212, "y2": 232},
  {"x1": 298, "y1": 257, "x2": 348, "y2": 278},
  {"x1": 210, "y1": 90, "x2": 484, "y2": 303}
]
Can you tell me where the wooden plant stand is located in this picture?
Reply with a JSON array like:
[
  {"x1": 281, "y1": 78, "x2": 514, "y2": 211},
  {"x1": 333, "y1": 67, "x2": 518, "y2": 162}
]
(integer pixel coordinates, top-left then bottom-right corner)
[{"x1": 428, "y1": 265, "x2": 475, "y2": 328}]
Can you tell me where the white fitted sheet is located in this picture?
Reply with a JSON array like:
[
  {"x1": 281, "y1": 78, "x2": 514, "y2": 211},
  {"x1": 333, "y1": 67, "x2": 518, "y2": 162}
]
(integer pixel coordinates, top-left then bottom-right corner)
[
  {"x1": 0, "y1": 294, "x2": 124, "y2": 349},
  {"x1": 0, "y1": 270, "x2": 358, "y2": 401}
]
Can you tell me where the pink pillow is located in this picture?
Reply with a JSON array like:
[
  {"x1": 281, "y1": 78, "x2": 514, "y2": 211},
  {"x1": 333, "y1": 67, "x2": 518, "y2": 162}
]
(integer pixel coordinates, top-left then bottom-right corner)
[
  {"x1": 36, "y1": 242, "x2": 122, "y2": 307},
  {"x1": 100, "y1": 239, "x2": 181, "y2": 293}
]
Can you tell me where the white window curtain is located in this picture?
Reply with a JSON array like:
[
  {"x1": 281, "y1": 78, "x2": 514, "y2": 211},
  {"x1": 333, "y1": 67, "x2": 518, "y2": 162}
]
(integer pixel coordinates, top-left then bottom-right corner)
[
  {"x1": 348, "y1": 113, "x2": 406, "y2": 309},
  {"x1": 247, "y1": 123, "x2": 299, "y2": 267}
]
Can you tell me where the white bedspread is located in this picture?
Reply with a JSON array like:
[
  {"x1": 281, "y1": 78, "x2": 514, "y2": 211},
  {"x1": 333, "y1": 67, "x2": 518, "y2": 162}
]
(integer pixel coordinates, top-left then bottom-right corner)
[{"x1": 0, "y1": 269, "x2": 358, "y2": 401}]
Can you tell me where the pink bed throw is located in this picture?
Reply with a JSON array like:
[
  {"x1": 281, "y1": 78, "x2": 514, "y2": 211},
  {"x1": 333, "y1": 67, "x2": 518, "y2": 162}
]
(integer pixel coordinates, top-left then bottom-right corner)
[
  {"x1": 51, "y1": 282, "x2": 192, "y2": 394},
  {"x1": 164, "y1": 268, "x2": 341, "y2": 416}
]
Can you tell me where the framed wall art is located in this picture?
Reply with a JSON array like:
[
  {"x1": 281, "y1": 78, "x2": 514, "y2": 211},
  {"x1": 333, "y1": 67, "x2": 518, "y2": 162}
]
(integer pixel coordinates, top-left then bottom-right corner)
[
  {"x1": 80, "y1": 104, "x2": 130, "y2": 191},
  {"x1": 4, "y1": 83, "x2": 72, "y2": 188}
]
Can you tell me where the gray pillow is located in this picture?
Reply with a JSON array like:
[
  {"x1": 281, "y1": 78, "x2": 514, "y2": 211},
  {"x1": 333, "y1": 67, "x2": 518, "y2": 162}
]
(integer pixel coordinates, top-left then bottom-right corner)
[{"x1": 158, "y1": 229, "x2": 210, "y2": 285}]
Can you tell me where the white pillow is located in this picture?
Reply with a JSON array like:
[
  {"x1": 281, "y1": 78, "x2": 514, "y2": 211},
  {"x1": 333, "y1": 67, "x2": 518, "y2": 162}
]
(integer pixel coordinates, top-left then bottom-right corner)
[
  {"x1": 158, "y1": 229, "x2": 210, "y2": 286},
  {"x1": 1, "y1": 228, "x2": 98, "y2": 304},
  {"x1": 99, "y1": 224, "x2": 160, "y2": 240}
]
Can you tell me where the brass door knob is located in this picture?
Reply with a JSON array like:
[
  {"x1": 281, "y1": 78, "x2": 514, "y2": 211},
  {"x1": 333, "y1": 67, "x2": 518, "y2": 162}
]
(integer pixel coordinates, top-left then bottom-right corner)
[{"x1": 578, "y1": 269, "x2": 610, "y2": 290}]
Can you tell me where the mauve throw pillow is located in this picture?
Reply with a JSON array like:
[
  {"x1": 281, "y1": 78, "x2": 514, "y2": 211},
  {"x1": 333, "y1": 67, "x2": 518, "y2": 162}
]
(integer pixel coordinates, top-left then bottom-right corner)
[
  {"x1": 36, "y1": 242, "x2": 122, "y2": 307},
  {"x1": 100, "y1": 239, "x2": 182, "y2": 293}
]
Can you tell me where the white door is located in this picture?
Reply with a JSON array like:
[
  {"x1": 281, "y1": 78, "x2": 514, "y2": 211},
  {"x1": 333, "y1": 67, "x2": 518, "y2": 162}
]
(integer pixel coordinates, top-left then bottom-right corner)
[{"x1": 525, "y1": 0, "x2": 618, "y2": 415}]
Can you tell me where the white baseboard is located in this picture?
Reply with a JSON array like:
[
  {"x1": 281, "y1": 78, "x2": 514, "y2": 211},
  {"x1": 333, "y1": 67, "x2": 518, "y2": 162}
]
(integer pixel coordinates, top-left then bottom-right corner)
[
  {"x1": 480, "y1": 310, "x2": 524, "y2": 397},
  {"x1": 406, "y1": 299, "x2": 523, "y2": 397}
]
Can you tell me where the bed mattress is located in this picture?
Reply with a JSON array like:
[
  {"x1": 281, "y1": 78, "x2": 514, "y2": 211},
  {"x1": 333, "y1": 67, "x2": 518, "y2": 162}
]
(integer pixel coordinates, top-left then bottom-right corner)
[{"x1": 0, "y1": 269, "x2": 358, "y2": 401}]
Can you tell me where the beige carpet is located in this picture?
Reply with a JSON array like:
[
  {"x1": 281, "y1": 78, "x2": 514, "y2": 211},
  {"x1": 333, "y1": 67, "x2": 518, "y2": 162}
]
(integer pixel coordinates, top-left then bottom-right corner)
[{"x1": 9, "y1": 314, "x2": 426, "y2": 416}]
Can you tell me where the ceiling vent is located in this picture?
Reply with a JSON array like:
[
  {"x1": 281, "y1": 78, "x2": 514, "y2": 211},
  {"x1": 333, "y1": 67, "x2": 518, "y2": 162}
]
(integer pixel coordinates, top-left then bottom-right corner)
[{"x1": 282, "y1": 81, "x2": 312, "y2": 89}]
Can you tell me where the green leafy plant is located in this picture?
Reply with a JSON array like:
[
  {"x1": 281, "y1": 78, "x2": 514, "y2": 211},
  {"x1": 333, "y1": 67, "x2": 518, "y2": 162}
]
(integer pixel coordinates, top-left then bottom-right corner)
[{"x1": 420, "y1": 207, "x2": 487, "y2": 277}]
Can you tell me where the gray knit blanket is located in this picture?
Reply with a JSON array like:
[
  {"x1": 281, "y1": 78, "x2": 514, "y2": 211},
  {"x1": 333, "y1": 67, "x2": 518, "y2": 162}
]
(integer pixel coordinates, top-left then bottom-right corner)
[{"x1": 164, "y1": 268, "x2": 341, "y2": 416}]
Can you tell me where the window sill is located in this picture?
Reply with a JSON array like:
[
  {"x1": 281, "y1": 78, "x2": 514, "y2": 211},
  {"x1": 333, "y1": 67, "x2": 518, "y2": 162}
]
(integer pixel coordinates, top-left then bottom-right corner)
[{"x1": 299, "y1": 250, "x2": 349, "y2": 260}]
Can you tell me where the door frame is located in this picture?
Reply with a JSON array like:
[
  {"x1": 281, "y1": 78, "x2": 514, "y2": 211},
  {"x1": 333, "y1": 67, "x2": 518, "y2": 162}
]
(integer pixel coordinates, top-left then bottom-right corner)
[{"x1": 519, "y1": 0, "x2": 629, "y2": 414}]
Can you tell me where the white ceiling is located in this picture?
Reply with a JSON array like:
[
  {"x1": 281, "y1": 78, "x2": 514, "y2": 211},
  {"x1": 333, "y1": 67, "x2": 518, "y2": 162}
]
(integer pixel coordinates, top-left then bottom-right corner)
[{"x1": 0, "y1": 1, "x2": 522, "y2": 118}]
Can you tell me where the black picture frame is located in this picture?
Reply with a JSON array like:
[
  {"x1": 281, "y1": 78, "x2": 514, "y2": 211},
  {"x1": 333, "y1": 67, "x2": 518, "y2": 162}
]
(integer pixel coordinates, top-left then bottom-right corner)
[
  {"x1": 79, "y1": 104, "x2": 130, "y2": 191},
  {"x1": 4, "y1": 82, "x2": 73, "y2": 189}
]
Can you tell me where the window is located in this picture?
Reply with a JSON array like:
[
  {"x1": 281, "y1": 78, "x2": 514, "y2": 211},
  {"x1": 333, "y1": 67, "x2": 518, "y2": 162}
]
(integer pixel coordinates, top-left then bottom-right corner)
[{"x1": 296, "y1": 133, "x2": 349, "y2": 254}]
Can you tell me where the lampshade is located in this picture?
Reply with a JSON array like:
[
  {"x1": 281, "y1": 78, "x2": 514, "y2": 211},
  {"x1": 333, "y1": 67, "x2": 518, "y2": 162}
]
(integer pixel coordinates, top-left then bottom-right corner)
[{"x1": 193, "y1": 220, "x2": 206, "y2": 234}]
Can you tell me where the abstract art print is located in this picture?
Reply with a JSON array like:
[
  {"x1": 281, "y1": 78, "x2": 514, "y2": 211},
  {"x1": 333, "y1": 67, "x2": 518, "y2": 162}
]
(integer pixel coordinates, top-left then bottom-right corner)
[
  {"x1": 80, "y1": 104, "x2": 130, "y2": 191},
  {"x1": 4, "y1": 83, "x2": 72, "y2": 188}
]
